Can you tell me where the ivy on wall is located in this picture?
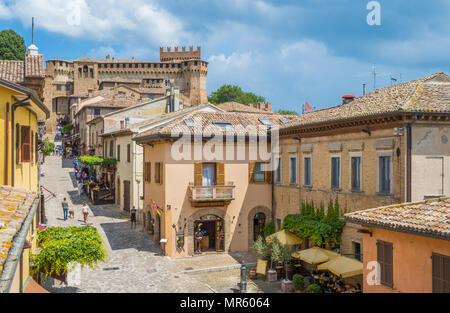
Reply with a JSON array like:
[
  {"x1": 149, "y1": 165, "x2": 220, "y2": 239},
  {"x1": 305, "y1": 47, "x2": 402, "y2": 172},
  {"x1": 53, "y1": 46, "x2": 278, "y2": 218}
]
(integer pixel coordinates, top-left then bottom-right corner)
[
  {"x1": 282, "y1": 199, "x2": 346, "y2": 247},
  {"x1": 79, "y1": 155, "x2": 117, "y2": 166}
]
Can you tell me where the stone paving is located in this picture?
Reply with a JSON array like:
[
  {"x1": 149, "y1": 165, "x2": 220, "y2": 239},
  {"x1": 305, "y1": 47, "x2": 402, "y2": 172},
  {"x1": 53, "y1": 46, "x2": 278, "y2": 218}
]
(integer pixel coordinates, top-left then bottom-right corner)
[{"x1": 39, "y1": 156, "x2": 275, "y2": 293}]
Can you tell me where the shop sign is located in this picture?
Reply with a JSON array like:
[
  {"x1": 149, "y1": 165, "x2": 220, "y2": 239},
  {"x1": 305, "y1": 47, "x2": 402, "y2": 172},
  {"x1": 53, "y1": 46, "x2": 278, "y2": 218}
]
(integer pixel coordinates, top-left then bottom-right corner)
[{"x1": 176, "y1": 233, "x2": 185, "y2": 250}]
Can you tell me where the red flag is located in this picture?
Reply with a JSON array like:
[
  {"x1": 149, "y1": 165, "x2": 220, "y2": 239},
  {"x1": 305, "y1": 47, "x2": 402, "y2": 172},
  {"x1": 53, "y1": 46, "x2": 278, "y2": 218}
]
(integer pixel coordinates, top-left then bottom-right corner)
[{"x1": 305, "y1": 102, "x2": 312, "y2": 112}]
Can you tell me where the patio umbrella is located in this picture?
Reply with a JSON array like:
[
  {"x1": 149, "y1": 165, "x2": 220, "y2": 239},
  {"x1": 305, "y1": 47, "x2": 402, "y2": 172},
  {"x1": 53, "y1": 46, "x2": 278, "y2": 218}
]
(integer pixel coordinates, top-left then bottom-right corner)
[
  {"x1": 266, "y1": 230, "x2": 303, "y2": 246},
  {"x1": 291, "y1": 247, "x2": 339, "y2": 264},
  {"x1": 317, "y1": 256, "x2": 363, "y2": 278}
]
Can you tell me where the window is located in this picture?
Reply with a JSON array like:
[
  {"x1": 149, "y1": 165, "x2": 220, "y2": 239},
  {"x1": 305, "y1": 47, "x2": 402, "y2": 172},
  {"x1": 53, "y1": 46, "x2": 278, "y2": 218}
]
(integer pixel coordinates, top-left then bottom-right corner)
[
  {"x1": 30, "y1": 131, "x2": 34, "y2": 163},
  {"x1": 21, "y1": 125, "x2": 31, "y2": 162},
  {"x1": 144, "y1": 162, "x2": 151, "y2": 182},
  {"x1": 432, "y1": 253, "x2": 450, "y2": 293},
  {"x1": 289, "y1": 154, "x2": 297, "y2": 184},
  {"x1": 15, "y1": 124, "x2": 20, "y2": 163},
  {"x1": 353, "y1": 241, "x2": 361, "y2": 261},
  {"x1": 379, "y1": 155, "x2": 391, "y2": 193},
  {"x1": 127, "y1": 144, "x2": 131, "y2": 162},
  {"x1": 275, "y1": 157, "x2": 281, "y2": 182},
  {"x1": 258, "y1": 118, "x2": 273, "y2": 126},
  {"x1": 213, "y1": 121, "x2": 233, "y2": 130},
  {"x1": 109, "y1": 140, "x2": 113, "y2": 157},
  {"x1": 331, "y1": 156, "x2": 340, "y2": 189},
  {"x1": 94, "y1": 108, "x2": 101, "y2": 116},
  {"x1": 304, "y1": 157, "x2": 312, "y2": 186},
  {"x1": 202, "y1": 163, "x2": 216, "y2": 186},
  {"x1": 351, "y1": 156, "x2": 362, "y2": 191},
  {"x1": 117, "y1": 145, "x2": 120, "y2": 161},
  {"x1": 276, "y1": 217, "x2": 282, "y2": 231},
  {"x1": 56, "y1": 85, "x2": 62, "y2": 91},
  {"x1": 377, "y1": 240, "x2": 393, "y2": 288},
  {"x1": 184, "y1": 119, "x2": 195, "y2": 127},
  {"x1": 254, "y1": 162, "x2": 265, "y2": 182},
  {"x1": 155, "y1": 162, "x2": 162, "y2": 184}
]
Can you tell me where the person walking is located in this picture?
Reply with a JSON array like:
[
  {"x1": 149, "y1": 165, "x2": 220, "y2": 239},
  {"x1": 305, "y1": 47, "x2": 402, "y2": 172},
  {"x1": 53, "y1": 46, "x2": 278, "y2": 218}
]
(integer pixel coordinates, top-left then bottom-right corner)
[
  {"x1": 77, "y1": 180, "x2": 84, "y2": 197},
  {"x1": 82, "y1": 203, "x2": 89, "y2": 223},
  {"x1": 62, "y1": 197, "x2": 69, "y2": 221},
  {"x1": 130, "y1": 206, "x2": 137, "y2": 229}
]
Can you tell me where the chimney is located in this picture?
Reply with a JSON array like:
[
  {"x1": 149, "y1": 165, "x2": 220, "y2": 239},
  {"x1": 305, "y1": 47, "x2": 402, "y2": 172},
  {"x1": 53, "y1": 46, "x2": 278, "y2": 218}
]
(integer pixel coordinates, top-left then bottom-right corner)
[
  {"x1": 342, "y1": 94, "x2": 355, "y2": 105},
  {"x1": 88, "y1": 88, "x2": 93, "y2": 97},
  {"x1": 106, "y1": 55, "x2": 110, "y2": 60},
  {"x1": 120, "y1": 120, "x2": 124, "y2": 129},
  {"x1": 265, "y1": 102, "x2": 272, "y2": 112}
]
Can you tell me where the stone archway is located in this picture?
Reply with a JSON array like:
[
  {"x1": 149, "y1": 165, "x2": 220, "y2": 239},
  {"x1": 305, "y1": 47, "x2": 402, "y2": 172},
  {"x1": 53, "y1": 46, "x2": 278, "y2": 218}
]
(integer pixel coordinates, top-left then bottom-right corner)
[
  {"x1": 247, "y1": 206, "x2": 272, "y2": 250},
  {"x1": 187, "y1": 208, "x2": 228, "y2": 256}
]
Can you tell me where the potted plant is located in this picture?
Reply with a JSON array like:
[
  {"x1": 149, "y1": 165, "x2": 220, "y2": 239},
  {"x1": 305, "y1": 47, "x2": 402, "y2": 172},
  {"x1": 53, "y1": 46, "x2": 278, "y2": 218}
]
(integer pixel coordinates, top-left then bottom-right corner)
[
  {"x1": 306, "y1": 283, "x2": 322, "y2": 293},
  {"x1": 252, "y1": 235, "x2": 270, "y2": 280},
  {"x1": 280, "y1": 245, "x2": 295, "y2": 292},
  {"x1": 293, "y1": 274, "x2": 306, "y2": 293},
  {"x1": 267, "y1": 238, "x2": 282, "y2": 282}
]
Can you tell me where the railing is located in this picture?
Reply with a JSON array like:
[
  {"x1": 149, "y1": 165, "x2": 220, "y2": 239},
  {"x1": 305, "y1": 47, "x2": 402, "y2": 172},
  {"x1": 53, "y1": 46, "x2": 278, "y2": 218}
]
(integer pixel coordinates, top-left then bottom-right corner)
[{"x1": 189, "y1": 184, "x2": 235, "y2": 202}]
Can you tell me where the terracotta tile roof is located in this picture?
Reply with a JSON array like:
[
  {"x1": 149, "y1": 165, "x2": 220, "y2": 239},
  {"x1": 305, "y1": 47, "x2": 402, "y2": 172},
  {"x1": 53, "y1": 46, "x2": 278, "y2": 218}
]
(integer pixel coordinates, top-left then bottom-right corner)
[
  {"x1": 216, "y1": 101, "x2": 275, "y2": 114},
  {"x1": 133, "y1": 111, "x2": 297, "y2": 141},
  {"x1": 0, "y1": 186, "x2": 37, "y2": 276},
  {"x1": 345, "y1": 197, "x2": 450, "y2": 240},
  {"x1": 99, "y1": 77, "x2": 141, "y2": 84},
  {"x1": 0, "y1": 60, "x2": 24, "y2": 83},
  {"x1": 24, "y1": 55, "x2": 45, "y2": 78},
  {"x1": 283, "y1": 72, "x2": 450, "y2": 129}
]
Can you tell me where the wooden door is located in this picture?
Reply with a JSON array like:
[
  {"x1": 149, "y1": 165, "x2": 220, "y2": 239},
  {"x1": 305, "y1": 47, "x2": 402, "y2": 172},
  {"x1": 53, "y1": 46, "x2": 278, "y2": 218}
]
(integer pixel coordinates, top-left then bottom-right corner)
[{"x1": 123, "y1": 180, "x2": 130, "y2": 211}]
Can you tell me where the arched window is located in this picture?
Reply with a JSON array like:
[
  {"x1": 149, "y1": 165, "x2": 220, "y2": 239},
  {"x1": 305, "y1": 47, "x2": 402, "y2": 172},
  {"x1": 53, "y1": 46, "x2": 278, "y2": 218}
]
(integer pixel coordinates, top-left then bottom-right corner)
[{"x1": 253, "y1": 212, "x2": 266, "y2": 241}]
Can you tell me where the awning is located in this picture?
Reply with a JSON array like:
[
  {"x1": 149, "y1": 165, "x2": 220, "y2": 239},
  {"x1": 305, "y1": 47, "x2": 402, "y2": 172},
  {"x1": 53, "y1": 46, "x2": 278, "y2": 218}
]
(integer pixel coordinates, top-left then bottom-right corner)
[
  {"x1": 291, "y1": 247, "x2": 339, "y2": 264},
  {"x1": 317, "y1": 255, "x2": 363, "y2": 278},
  {"x1": 266, "y1": 230, "x2": 303, "y2": 246}
]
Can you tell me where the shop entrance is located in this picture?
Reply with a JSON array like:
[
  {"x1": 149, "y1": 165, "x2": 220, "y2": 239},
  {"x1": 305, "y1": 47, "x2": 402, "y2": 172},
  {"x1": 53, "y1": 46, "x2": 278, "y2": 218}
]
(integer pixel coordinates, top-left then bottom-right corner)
[{"x1": 194, "y1": 215, "x2": 224, "y2": 253}]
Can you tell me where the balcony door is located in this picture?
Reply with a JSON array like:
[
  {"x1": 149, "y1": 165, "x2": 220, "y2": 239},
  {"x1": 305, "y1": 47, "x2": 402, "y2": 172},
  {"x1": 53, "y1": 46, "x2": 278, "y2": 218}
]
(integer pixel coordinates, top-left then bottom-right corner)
[{"x1": 202, "y1": 163, "x2": 216, "y2": 186}]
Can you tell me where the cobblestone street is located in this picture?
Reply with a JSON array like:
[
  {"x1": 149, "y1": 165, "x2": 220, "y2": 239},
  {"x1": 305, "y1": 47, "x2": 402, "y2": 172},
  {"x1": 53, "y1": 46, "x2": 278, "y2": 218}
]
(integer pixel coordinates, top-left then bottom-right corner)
[{"x1": 39, "y1": 155, "x2": 271, "y2": 293}]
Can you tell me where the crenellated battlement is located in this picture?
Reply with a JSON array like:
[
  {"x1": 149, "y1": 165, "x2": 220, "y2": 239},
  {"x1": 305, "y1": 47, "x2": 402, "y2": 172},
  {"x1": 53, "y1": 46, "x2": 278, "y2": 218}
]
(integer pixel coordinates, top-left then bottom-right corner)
[{"x1": 160, "y1": 46, "x2": 201, "y2": 62}]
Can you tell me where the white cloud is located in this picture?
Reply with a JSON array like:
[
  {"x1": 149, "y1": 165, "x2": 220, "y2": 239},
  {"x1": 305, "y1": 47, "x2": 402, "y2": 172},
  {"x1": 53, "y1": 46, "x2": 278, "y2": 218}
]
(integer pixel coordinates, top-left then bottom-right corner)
[
  {"x1": 0, "y1": 1, "x2": 11, "y2": 19},
  {"x1": 2, "y1": 0, "x2": 189, "y2": 44}
]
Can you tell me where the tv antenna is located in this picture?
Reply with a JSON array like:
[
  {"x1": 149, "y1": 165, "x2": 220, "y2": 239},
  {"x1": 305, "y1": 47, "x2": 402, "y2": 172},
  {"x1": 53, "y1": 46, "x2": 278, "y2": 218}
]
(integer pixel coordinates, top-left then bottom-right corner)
[
  {"x1": 371, "y1": 62, "x2": 378, "y2": 91},
  {"x1": 32, "y1": 17, "x2": 34, "y2": 44}
]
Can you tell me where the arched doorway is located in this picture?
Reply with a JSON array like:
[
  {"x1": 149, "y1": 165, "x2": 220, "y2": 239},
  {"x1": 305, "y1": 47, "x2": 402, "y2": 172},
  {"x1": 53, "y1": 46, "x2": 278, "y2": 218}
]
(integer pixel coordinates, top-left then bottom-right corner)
[
  {"x1": 253, "y1": 212, "x2": 266, "y2": 241},
  {"x1": 194, "y1": 214, "x2": 224, "y2": 253}
]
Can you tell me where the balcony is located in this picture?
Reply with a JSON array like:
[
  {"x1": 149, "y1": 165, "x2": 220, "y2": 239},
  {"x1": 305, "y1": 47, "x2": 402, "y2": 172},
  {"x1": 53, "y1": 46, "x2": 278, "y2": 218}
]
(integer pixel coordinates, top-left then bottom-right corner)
[{"x1": 189, "y1": 183, "x2": 235, "y2": 207}]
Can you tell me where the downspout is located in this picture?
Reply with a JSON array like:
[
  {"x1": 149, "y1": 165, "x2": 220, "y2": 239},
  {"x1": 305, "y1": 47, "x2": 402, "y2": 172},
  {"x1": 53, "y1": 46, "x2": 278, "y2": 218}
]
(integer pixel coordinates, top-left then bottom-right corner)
[
  {"x1": 5, "y1": 102, "x2": 9, "y2": 185},
  {"x1": 0, "y1": 196, "x2": 39, "y2": 293},
  {"x1": 406, "y1": 114, "x2": 418, "y2": 202},
  {"x1": 11, "y1": 96, "x2": 32, "y2": 187}
]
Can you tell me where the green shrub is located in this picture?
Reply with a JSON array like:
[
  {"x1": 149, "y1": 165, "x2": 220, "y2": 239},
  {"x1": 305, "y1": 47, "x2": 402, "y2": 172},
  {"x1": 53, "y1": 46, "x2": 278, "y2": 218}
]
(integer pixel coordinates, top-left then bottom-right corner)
[
  {"x1": 41, "y1": 140, "x2": 55, "y2": 156},
  {"x1": 293, "y1": 274, "x2": 305, "y2": 291},
  {"x1": 252, "y1": 235, "x2": 267, "y2": 258},
  {"x1": 306, "y1": 283, "x2": 322, "y2": 293},
  {"x1": 62, "y1": 124, "x2": 73, "y2": 133},
  {"x1": 32, "y1": 226, "x2": 106, "y2": 278},
  {"x1": 264, "y1": 221, "x2": 275, "y2": 238},
  {"x1": 79, "y1": 155, "x2": 117, "y2": 166}
]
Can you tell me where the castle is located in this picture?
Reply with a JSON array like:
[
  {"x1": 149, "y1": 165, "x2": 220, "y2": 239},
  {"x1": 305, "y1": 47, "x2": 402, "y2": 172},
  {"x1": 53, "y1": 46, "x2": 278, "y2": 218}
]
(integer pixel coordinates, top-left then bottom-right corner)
[{"x1": 43, "y1": 46, "x2": 208, "y2": 132}]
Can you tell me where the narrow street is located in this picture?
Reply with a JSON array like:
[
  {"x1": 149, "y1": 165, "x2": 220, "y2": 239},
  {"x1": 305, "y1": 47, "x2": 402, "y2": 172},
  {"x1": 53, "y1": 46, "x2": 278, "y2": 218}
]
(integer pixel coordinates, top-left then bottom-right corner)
[
  {"x1": 40, "y1": 155, "x2": 213, "y2": 292},
  {"x1": 39, "y1": 155, "x2": 267, "y2": 293}
]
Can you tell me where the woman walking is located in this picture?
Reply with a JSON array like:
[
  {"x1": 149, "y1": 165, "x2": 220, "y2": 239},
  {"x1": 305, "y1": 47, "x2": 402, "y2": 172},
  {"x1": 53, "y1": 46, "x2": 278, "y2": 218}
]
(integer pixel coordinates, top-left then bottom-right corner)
[{"x1": 82, "y1": 203, "x2": 89, "y2": 223}]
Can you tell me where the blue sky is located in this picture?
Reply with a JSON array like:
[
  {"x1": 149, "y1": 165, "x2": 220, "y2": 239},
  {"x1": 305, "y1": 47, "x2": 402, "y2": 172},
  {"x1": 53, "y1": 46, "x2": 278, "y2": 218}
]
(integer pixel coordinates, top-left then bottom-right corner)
[{"x1": 1, "y1": 0, "x2": 449, "y2": 113}]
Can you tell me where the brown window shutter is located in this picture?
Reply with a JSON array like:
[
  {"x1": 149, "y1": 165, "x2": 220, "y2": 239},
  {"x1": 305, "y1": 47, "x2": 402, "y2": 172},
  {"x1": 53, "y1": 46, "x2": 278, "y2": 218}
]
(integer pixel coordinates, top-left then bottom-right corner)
[
  {"x1": 127, "y1": 144, "x2": 131, "y2": 162},
  {"x1": 35, "y1": 135, "x2": 38, "y2": 163},
  {"x1": 265, "y1": 164, "x2": 273, "y2": 183},
  {"x1": 432, "y1": 253, "x2": 450, "y2": 293},
  {"x1": 216, "y1": 162, "x2": 225, "y2": 185},
  {"x1": 194, "y1": 162, "x2": 203, "y2": 186},
  {"x1": 148, "y1": 162, "x2": 151, "y2": 182},
  {"x1": 117, "y1": 145, "x2": 120, "y2": 161},
  {"x1": 144, "y1": 163, "x2": 147, "y2": 182},
  {"x1": 248, "y1": 161, "x2": 255, "y2": 183},
  {"x1": 16, "y1": 124, "x2": 20, "y2": 164},
  {"x1": 159, "y1": 162, "x2": 163, "y2": 184},
  {"x1": 31, "y1": 131, "x2": 34, "y2": 163},
  {"x1": 21, "y1": 126, "x2": 31, "y2": 162},
  {"x1": 377, "y1": 240, "x2": 393, "y2": 287}
]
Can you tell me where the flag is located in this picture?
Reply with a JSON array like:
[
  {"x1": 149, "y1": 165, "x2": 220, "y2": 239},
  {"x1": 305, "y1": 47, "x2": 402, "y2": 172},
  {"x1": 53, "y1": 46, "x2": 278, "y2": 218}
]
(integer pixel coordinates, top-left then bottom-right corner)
[
  {"x1": 153, "y1": 201, "x2": 161, "y2": 216},
  {"x1": 305, "y1": 102, "x2": 312, "y2": 112}
]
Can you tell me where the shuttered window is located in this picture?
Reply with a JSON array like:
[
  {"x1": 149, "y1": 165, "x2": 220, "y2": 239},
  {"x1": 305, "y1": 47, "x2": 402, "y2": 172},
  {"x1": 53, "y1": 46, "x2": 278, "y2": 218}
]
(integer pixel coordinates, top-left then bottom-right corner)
[
  {"x1": 117, "y1": 145, "x2": 120, "y2": 161},
  {"x1": 377, "y1": 240, "x2": 393, "y2": 288},
  {"x1": 254, "y1": 162, "x2": 265, "y2": 182},
  {"x1": 109, "y1": 140, "x2": 113, "y2": 157},
  {"x1": 16, "y1": 124, "x2": 20, "y2": 164},
  {"x1": 35, "y1": 135, "x2": 39, "y2": 163},
  {"x1": 144, "y1": 162, "x2": 151, "y2": 182},
  {"x1": 127, "y1": 144, "x2": 131, "y2": 162},
  {"x1": 264, "y1": 164, "x2": 273, "y2": 184},
  {"x1": 194, "y1": 162, "x2": 203, "y2": 186},
  {"x1": 155, "y1": 162, "x2": 162, "y2": 184},
  {"x1": 432, "y1": 253, "x2": 450, "y2": 293},
  {"x1": 248, "y1": 162, "x2": 255, "y2": 183},
  {"x1": 31, "y1": 131, "x2": 34, "y2": 163},
  {"x1": 216, "y1": 162, "x2": 225, "y2": 185},
  {"x1": 21, "y1": 126, "x2": 31, "y2": 162}
]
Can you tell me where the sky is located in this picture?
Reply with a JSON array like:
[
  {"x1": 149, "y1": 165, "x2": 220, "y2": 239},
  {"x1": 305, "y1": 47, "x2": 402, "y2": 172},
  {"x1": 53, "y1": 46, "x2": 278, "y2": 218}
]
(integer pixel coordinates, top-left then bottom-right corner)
[{"x1": 0, "y1": 0, "x2": 449, "y2": 113}]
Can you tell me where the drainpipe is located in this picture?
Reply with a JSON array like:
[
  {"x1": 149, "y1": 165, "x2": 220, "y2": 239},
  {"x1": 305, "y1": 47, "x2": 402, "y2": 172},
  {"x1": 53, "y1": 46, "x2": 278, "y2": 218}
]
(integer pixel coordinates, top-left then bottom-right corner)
[
  {"x1": 406, "y1": 114, "x2": 418, "y2": 202},
  {"x1": 4, "y1": 102, "x2": 9, "y2": 185},
  {"x1": 0, "y1": 197, "x2": 39, "y2": 293},
  {"x1": 11, "y1": 97, "x2": 32, "y2": 187}
]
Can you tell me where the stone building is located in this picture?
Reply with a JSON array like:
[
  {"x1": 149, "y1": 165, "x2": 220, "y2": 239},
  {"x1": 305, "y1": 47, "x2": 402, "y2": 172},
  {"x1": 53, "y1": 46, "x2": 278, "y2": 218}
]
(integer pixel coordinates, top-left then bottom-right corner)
[
  {"x1": 43, "y1": 46, "x2": 208, "y2": 133},
  {"x1": 275, "y1": 72, "x2": 450, "y2": 259}
]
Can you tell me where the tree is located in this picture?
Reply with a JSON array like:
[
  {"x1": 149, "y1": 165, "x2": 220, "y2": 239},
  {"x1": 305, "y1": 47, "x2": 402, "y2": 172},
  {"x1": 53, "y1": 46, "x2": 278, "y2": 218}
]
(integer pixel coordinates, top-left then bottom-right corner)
[
  {"x1": 277, "y1": 109, "x2": 298, "y2": 115},
  {"x1": 208, "y1": 84, "x2": 265, "y2": 106},
  {"x1": 0, "y1": 30, "x2": 26, "y2": 61}
]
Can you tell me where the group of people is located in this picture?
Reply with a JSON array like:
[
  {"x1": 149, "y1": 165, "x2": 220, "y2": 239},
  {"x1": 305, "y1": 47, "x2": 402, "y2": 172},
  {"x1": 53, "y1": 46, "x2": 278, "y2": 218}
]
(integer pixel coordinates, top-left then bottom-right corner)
[{"x1": 311, "y1": 270, "x2": 362, "y2": 293}]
